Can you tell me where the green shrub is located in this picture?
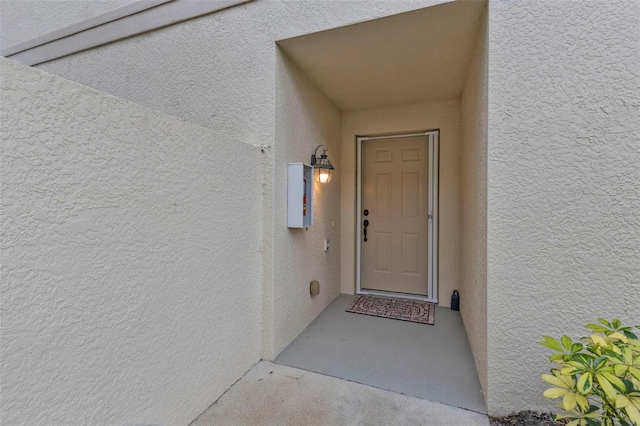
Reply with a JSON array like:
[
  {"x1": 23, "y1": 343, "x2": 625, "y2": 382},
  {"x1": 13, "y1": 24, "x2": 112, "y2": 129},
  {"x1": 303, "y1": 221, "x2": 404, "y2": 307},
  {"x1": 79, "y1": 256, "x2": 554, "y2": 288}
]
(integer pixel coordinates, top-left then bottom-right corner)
[{"x1": 539, "y1": 318, "x2": 640, "y2": 426}]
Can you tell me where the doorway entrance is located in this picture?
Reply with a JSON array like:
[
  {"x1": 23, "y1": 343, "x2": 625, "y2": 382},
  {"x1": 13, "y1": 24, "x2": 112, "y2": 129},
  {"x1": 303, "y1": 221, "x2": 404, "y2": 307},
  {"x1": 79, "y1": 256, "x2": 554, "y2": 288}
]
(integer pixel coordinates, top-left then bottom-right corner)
[{"x1": 356, "y1": 131, "x2": 439, "y2": 302}]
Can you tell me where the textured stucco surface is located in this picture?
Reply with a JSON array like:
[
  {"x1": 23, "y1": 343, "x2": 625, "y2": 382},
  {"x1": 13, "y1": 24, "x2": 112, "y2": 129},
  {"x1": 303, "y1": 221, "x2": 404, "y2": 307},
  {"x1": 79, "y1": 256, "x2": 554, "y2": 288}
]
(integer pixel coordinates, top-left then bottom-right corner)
[
  {"x1": 0, "y1": 58, "x2": 262, "y2": 425},
  {"x1": 3, "y1": 0, "x2": 638, "y2": 418},
  {"x1": 460, "y1": 5, "x2": 488, "y2": 403},
  {"x1": 340, "y1": 100, "x2": 462, "y2": 307},
  {"x1": 0, "y1": 0, "x2": 446, "y2": 361},
  {"x1": 0, "y1": 0, "x2": 132, "y2": 49},
  {"x1": 0, "y1": 1, "x2": 450, "y2": 420},
  {"x1": 0, "y1": 0, "x2": 443, "y2": 146},
  {"x1": 486, "y1": 0, "x2": 640, "y2": 415},
  {"x1": 271, "y1": 50, "x2": 342, "y2": 357}
]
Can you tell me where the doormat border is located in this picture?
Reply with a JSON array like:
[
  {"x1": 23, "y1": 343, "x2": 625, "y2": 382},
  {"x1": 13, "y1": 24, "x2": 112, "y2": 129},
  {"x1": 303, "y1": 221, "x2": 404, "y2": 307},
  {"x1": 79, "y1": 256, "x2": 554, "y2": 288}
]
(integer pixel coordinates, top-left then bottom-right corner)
[{"x1": 345, "y1": 295, "x2": 435, "y2": 325}]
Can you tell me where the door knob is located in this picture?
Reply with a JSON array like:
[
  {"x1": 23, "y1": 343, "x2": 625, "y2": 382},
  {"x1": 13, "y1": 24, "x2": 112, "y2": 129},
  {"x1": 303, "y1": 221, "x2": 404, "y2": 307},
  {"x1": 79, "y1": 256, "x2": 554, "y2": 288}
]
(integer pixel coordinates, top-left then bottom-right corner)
[{"x1": 363, "y1": 219, "x2": 369, "y2": 242}]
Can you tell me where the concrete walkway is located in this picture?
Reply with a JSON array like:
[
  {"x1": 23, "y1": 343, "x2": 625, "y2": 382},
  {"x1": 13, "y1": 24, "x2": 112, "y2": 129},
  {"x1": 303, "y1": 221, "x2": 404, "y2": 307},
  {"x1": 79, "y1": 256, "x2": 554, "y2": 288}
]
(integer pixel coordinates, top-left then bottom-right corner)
[{"x1": 191, "y1": 361, "x2": 489, "y2": 426}]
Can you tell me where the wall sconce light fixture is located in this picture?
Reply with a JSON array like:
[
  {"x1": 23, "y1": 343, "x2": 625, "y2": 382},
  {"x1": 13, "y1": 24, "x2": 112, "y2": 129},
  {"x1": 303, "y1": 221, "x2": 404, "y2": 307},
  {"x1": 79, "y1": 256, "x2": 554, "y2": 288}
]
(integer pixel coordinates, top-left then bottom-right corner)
[{"x1": 310, "y1": 145, "x2": 334, "y2": 183}]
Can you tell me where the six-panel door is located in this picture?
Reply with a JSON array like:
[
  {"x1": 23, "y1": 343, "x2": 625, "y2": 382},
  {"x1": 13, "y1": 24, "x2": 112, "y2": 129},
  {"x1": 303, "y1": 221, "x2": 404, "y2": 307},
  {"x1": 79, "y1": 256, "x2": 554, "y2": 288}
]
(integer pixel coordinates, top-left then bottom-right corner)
[{"x1": 361, "y1": 136, "x2": 429, "y2": 296}]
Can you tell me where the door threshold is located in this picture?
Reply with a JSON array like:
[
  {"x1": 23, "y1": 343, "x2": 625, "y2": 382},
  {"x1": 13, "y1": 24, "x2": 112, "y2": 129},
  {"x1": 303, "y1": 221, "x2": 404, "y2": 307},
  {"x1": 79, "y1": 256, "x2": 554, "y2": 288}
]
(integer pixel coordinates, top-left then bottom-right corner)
[{"x1": 357, "y1": 289, "x2": 437, "y2": 304}]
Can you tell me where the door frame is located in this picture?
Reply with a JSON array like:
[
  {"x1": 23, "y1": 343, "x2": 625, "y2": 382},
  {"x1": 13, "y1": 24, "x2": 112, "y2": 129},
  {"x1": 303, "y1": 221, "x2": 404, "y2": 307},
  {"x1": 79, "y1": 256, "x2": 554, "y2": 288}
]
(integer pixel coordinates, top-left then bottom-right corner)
[{"x1": 355, "y1": 130, "x2": 439, "y2": 303}]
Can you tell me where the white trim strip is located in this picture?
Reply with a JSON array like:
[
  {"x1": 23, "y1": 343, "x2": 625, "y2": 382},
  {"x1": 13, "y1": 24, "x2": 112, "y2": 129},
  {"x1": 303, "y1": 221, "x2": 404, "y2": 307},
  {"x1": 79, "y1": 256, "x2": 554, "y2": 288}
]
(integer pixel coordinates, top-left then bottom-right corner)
[
  {"x1": 356, "y1": 137, "x2": 364, "y2": 293},
  {"x1": 429, "y1": 132, "x2": 440, "y2": 302},
  {"x1": 358, "y1": 132, "x2": 429, "y2": 142},
  {"x1": 2, "y1": 0, "x2": 254, "y2": 66},
  {"x1": 1, "y1": 0, "x2": 172, "y2": 57}
]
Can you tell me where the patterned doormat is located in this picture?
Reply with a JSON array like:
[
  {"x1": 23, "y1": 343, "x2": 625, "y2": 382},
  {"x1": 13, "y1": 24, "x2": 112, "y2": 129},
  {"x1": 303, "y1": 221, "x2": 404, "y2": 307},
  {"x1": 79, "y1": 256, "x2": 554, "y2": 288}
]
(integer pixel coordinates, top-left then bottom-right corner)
[{"x1": 346, "y1": 295, "x2": 435, "y2": 325}]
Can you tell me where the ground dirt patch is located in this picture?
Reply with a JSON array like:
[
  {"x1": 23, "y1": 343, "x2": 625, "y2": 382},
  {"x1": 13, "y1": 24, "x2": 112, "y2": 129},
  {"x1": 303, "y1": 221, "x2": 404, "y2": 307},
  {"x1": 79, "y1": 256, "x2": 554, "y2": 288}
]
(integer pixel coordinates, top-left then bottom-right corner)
[{"x1": 489, "y1": 410, "x2": 564, "y2": 426}]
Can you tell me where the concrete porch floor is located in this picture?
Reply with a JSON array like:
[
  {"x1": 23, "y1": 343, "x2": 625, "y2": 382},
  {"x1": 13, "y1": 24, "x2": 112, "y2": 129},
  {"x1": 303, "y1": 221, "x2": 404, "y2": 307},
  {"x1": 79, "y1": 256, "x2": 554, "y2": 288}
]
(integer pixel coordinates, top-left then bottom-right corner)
[
  {"x1": 190, "y1": 295, "x2": 488, "y2": 425},
  {"x1": 275, "y1": 294, "x2": 486, "y2": 413}
]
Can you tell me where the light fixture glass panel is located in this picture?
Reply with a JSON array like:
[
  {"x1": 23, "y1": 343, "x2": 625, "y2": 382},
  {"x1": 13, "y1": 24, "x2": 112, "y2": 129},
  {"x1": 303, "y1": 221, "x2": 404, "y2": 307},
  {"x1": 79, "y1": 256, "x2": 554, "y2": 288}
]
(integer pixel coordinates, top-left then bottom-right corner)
[
  {"x1": 311, "y1": 145, "x2": 334, "y2": 184},
  {"x1": 317, "y1": 167, "x2": 331, "y2": 183}
]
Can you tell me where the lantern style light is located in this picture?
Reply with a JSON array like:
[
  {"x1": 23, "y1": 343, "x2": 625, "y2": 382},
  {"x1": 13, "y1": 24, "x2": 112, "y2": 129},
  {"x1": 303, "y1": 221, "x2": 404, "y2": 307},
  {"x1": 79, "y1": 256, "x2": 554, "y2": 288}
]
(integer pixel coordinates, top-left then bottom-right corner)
[{"x1": 310, "y1": 145, "x2": 334, "y2": 183}]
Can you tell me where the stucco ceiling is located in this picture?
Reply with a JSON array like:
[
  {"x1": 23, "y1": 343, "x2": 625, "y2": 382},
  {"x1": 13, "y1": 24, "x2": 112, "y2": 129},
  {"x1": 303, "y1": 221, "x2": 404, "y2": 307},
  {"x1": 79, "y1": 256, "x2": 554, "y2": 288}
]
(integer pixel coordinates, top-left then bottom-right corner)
[{"x1": 277, "y1": 0, "x2": 486, "y2": 111}]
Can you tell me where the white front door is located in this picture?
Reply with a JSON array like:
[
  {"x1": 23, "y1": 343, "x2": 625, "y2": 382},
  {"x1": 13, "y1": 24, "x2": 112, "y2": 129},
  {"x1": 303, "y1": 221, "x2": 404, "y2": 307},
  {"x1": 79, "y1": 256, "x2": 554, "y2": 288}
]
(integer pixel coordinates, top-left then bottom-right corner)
[{"x1": 357, "y1": 132, "x2": 439, "y2": 301}]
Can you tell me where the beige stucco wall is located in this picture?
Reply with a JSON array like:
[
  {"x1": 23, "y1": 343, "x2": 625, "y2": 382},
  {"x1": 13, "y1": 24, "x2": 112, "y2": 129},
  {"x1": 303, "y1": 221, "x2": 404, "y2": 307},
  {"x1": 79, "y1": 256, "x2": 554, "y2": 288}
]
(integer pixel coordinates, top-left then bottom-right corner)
[
  {"x1": 4, "y1": 0, "x2": 638, "y2": 420},
  {"x1": 0, "y1": 0, "x2": 448, "y2": 365},
  {"x1": 460, "y1": 5, "x2": 488, "y2": 403},
  {"x1": 0, "y1": 58, "x2": 262, "y2": 425},
  {"x1": 0, "y1": 0, "x2": 132, "y2": 49},
  {"x1": 1, "y1": 2, "x2": 452, "y2": 423},
  {"x1": 486, "y1": 0, "x2": 640, "y2": 415},
  {"x1": 0, "y1": 1, "x2": 448, "y2": 147},
  {"x1": 340, "y1": 99, "x2": 462, "y2": 307},
  {"x1": 271, "y1": 50, "x2": 342, "y2": 357}
]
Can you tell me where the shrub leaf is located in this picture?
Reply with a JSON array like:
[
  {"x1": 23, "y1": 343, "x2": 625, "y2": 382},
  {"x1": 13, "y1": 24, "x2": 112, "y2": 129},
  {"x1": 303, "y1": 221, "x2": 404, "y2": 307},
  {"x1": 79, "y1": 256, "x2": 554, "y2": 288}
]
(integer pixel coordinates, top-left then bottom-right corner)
[{"x1": 577, "y1": 373, "x2": 593, "y2": 394}]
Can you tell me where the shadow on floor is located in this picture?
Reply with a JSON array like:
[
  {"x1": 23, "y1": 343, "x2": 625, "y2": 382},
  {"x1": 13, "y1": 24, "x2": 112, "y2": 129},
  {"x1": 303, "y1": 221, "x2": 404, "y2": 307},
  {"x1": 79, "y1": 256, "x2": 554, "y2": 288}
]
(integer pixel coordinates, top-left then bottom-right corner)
[{"x1": 274, "y1": 294, "x2": 486, "y2": 413}]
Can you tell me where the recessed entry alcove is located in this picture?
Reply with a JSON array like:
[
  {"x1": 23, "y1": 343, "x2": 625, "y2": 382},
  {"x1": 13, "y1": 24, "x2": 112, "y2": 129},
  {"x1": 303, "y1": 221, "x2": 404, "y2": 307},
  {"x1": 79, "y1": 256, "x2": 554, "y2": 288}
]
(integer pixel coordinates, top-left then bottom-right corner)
[
  {"x1": 277, "y1": 0, "x2": 486, "y2": 111},
  {"x1": 273, "y1": 0, "x2": 490, "y2": 411},
  {"x1": 276, "y1": 0, "x2": 487, "y2": 300}
]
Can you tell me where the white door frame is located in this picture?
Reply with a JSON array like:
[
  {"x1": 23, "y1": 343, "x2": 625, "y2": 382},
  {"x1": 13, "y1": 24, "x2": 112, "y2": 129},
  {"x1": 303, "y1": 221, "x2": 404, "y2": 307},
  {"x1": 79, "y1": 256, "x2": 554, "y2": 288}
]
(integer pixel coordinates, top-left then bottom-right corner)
[{"x1": 356, "y1": 131, "x2": 439, "y2": 303}]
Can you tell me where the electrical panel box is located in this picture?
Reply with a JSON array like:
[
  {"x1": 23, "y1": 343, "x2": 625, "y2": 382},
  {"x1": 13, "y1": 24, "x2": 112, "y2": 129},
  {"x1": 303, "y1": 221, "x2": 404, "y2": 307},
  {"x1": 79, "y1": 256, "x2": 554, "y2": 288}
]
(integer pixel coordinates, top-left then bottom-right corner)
[{"x1": 288, "y1": 163, "x2": 313, "y2": 228}]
